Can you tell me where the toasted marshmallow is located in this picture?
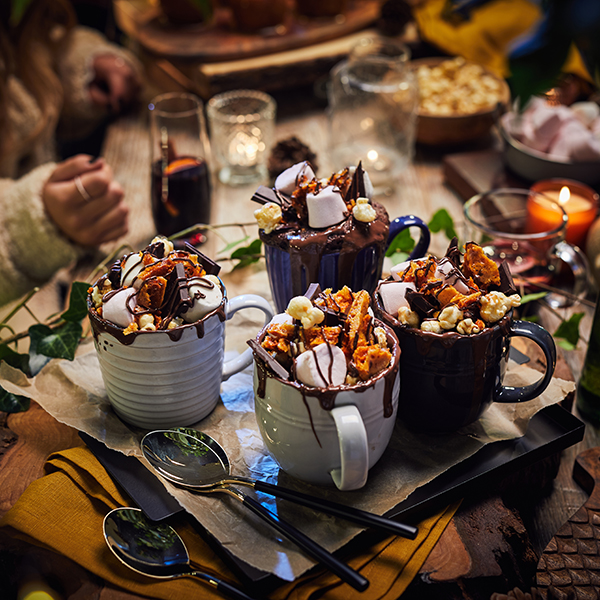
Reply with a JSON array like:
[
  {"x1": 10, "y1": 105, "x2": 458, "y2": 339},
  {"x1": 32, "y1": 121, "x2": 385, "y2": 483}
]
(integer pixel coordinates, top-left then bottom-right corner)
[
  {"x1": 295, "y1": 343, "x2": 347, "y2": 387},
  {"x1": 275, "y1": 161, "x2": 315, "y2": 196},
  {"x1": 121, "y1": 252, "x2": 144, "y2": 288},
  {"x1": 378, "y1": 280, "x2": 416, "y2": 316},
  {"x1": 183, "y1": 275, "x2": 223, "y2": 323},
  {"x1": 306, "y1": 185, "x2": 348, "y2": 229},
  {"x1": 103, "y1": 288, "x2": 137, "y2": 328}
]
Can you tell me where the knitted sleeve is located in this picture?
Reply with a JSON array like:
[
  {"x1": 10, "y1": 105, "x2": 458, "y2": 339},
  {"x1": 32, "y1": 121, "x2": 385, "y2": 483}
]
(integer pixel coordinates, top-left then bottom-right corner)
[{"x1": 0, "y1": 163, "x2": 84, "y2": 306}]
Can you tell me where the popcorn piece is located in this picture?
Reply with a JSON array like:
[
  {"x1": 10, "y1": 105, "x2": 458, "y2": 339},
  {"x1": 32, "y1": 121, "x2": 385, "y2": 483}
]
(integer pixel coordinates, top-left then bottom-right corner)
[
  {"x1": 373, "y1": 326, "x2": 388, "y2": 348},
  {"x1": 438, "y1": 305, "x2": 463, "y2": 330},
  {"x1": 353, "y1": 197, "x2": 377, "y2": 223},
  {"x1": 295, "y1": 343, "x2": 347, "y2": 387},
  {"x1": 287, "y1": 296, "x2": 325, "y2": 329},
  {"x1": 183, "y1": 275, "x2": 223, "y2": 323},
  {"x1": 275, "y1": 161, "x2": 315, "y2": 195},
  {"x1": 421, "y1": 320, "x2": 442, "y2": 333},
  {"x1": 480, "y1": 291, "x2": 521, "y2": 323},
  {"x1": 378, "y1": 280, "x2": 416, "y2": 316},
  {"x1": 102, "y1": 288, "x2": 137, "y2": 329},
  {"x1": 397, "y1": 306, "x2": 420, "y2": 327},
  {"x1": 306, "y1": 185, "x2": 348, "y2": 229},
  {"x1": 457, "y1": 318, "x2": 480, "y2": 335},
  {"x1": 254, "y1": 202, "x2": 282, "y2": 234},
  {"x1": 139, "y1": 313, "x2": 156, "y2": 331}
]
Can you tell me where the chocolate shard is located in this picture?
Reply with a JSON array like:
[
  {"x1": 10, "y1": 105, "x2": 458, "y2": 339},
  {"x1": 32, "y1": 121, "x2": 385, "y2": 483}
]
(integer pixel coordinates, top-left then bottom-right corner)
[
  {"x1": 184, "y1": 242, "x2": 221, "y2": 275},
  {"x1": 174, "y1": 262, "x2": 192, "y2": 316},
  {"x1": 406, "y1": 288, "x2": 438, "y2": 318},
  {"x1": 445, "y1": 237, "x2": 461, "y2": 268},
  {"x1": 323, "y1": 309, "x2": 344, "y2": 327},
  {"x1": 247, "y1": 339, "x2": 290, "y2": 381},
  {"x1": 498, "y1": 260, "x2": 518, "y2": 296},
  {"x1": 304, "y1": 283, "x2": 322, "y2": 300},
  {"x1": 345, "y1": 161, "x2": 367, "y2": 203},
  {"x1": 251, "y1": 185, "x2": 284, "y2": 206}
]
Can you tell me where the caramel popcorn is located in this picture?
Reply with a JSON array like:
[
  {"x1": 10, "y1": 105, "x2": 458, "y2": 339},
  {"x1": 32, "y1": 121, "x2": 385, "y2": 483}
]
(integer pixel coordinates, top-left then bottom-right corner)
[
  {"x1": 480, "y1": 291, "x2": 521, "y2": 323},
  {"x1": 254, "y1": 202, "x2": 282, "y2": 234},
  {"x1": 398, "y1": 306, "x2": 420, "y2": 327},
  {"x1": 287, "y1": 296, "x2": 325, "y2": 329},
  {"x1": 439, "y1": 305, "x2": 463, "y2": 330},
  {"x1": 421, "y1": 320, "x2": 442, "y2": 333},
  {"x1": 353, "y1": 197, "x2": 377, "y2": 223}
]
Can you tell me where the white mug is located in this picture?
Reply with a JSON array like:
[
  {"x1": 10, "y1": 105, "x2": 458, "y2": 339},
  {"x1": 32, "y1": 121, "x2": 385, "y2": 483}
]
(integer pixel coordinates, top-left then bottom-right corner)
[
  {"x1": 252, "y1": 323, "x2": 400, "y2": 490},
  {"x1": 90, "y1": 289, "x2": 273, "y2": 429}
]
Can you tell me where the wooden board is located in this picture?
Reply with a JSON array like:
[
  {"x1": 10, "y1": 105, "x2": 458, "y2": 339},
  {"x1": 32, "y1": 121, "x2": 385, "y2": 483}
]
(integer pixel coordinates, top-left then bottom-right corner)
[{"x1": 115, "y1": 0, "x2": 381, "y2": 61}]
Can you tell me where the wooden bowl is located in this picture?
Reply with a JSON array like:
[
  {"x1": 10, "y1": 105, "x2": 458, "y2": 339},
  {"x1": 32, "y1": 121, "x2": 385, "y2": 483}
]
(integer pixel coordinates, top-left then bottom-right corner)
[{"x1": 411, "y1": 57, "x2": 511, "y2": 146}]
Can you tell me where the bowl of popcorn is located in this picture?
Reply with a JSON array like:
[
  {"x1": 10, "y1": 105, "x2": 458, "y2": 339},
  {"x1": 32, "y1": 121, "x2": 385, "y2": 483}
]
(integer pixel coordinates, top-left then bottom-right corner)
[
  {"x1": 373, "y1": 239, "x2": 556, "y2": 433},
  {"x1": 412, "y1": 56, "x2": 511, "y2": 146}
]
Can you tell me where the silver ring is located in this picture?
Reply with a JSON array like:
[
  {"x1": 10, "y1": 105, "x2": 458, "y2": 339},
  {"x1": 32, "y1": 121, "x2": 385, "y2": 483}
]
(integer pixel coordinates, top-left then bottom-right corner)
[{"x1": 74, "y1": 175, "x2": 93, "y2": 202}]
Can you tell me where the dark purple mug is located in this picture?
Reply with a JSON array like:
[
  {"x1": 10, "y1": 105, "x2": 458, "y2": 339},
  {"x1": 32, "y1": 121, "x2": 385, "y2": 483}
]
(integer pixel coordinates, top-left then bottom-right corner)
[
  {"x1": 373, "y1": 290, "x2": 557, "y2": 433},
  {"x1": 263, "y1": 214, "x2": 430, "y2": 313}
]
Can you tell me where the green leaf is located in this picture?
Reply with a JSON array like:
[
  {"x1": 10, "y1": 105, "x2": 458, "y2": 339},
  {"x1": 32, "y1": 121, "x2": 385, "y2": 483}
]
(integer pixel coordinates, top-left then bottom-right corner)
[
  {"x1": 553, "y1": 312, "x2": 584, "y2": 350},
  {"x1": 230, "y1": 239, "x2": 262, "y2": 270},
  {"x1": 28, "y1": 322, "x2": 83, "y2": 361},
  {"x1": 386, "y1": 228, "x2": 415, "y2": 257},
  {"x1": 60, "y1": 281, "x2": 90, "y2": 323},
  {"x1": 9, "y1": 0, "x2": 33, "y2": 26},
  {"x1": 0, "y1": 385, "x2": 30, "y2": 413},
  {"x1": 389, "y1": 252, "x2": 410, "y2": 266},
  {"x1": 220, "y1": 235, "x2": 250, "y2": 256},
  {"x1": 519, "y1": 291, "x2": 548, "y2": 305},
  {"x1": 521, "y1": 314, "x2": 539, "y2": 323},
  {"x1": 0, "y1": 345, "x2": 30, "y2": 376},
  {"x1": 428, "y1": 209, "x2": 457, "y2": 241}
]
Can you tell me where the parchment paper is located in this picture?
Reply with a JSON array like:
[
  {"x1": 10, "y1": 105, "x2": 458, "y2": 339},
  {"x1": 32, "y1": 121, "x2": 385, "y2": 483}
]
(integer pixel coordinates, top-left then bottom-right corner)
[{"x1": 0, "y1": 339, "x2": 574, "y2": 582}]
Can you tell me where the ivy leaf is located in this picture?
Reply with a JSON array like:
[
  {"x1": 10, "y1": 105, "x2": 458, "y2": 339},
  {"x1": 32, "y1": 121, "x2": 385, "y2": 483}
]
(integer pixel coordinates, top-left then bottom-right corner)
[
  {"x1": 60, "y1": 281, "x2": 90, "y2": 323},
  {"x1": 230, "y1": 239, "x2": 262, "y2": 271},
  {"x1": 0, "y1": 345, "x2": 31, "y2": 377},
  {"x1": 389, "y1": 252, "x2": 410, "y2": 266},
  {"x1": 0, "y1": 385, "x2": 30, "y2": 413},
  {"x1": 519, "y1": 291, "x2": 548, "y2": 305},
  {"x1": 386, "y1": 228, "x2": 415, "y2": 257},
  {"x1": 428, "y1": 209, "x2": 457, "y2": 241},
  {"x1": 28, "y1": 322, "x2": 83, "y2": 361},
  {"x1": 553, "y1": 312, "x2": 584, "y2": 350}
]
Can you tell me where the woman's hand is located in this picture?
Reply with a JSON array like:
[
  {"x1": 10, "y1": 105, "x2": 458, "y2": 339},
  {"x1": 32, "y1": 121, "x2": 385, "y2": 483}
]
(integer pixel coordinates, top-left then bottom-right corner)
[
  {"x1": 42, "y1": 154, "x2": 129, "y2": 247},
  {"x1": 89, "y1": 54, "x2": 140, "y2": 114}
]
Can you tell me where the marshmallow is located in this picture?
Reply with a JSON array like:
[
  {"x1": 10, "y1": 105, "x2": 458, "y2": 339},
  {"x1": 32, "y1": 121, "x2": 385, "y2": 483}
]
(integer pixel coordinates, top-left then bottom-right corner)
[
  {"x1": 102, "y1": 288, "x2": 137, "y2": 329},
  {"x1": 183, "y1": 275, "x2": 223, "y2": 323},
  {"x1": 275, "y1": 162, "x2": 315, "y2": 196},
  {"x1": 306, "y1": 185, "x2": 348, "y2": 229},
  {"x1": 269, "y1": 312, "x2": 295, "y2": 326},
  {"x1": 295, "y1": 343, "x2": 347, "y2": 387},
  {"x1": 121, "y1": 252, "x2": 144, "y2": 288},
  {"x1": 547, "y1": 119, "x2": 600, "y2": 162},
  {"x1": 390, "y1": 260, "x2": 412, "y2": 281},
  {"x1": 378, "y1": 280, "x2": 416, "y2": 316},
  {"x1": 436, "y1": 259, "x2": 470, "y2": 294},
  {"x1": 571, "y1": 102, "x2": 600, "y2": 128}
]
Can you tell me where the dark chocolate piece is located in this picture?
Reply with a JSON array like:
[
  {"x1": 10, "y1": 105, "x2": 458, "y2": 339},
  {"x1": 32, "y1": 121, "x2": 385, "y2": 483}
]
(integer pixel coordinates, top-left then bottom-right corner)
[
  {"x1": 247, "y1": 339, "x2": 290, "y2": 381},
  {"x1": 304, "y1": 283, "x2": 322, "y2": 300},
  {"x1": 184, "y1": 242, "x2": 221, "y2": 275},
  {"x1": 498, "y1": 260, "x2": 518, "y2": 296},
  {"x1": 323, "y1": 309, "x2": 344, "y2": 327},
  {"x1": 251, "y1": 185, "x2": 285, "y2": 206},
  {"x1": 406, "y1": 288, "x2": 438, "y2": 318},
  {"x1": 445, "y1": 237, "x2": 461, "y2": 268},
  {"x1": 174, "y1": 262, "x2": 192, "y2": 316},
  {"x1": 345, "y1": 161, "x2": 367, "y2": 203}
]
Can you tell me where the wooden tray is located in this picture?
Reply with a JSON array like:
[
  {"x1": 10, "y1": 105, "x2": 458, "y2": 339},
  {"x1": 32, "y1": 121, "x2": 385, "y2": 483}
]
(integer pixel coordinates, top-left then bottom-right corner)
[{"x1": 115, "y1": 0, "x2": 381, "y2": 61}]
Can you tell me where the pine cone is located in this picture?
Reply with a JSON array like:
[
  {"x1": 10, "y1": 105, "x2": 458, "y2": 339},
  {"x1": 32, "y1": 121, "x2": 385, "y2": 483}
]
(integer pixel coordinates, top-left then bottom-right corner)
[{"x1": 267, "y1": 136, "x2": 318, "y2": 181}]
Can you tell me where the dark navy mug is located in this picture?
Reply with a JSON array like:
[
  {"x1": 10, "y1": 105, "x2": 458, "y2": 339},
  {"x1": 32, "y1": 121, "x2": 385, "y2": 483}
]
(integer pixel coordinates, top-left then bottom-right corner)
[
  {"x1": 373, "y1": 292, "x2": 557, "y2": 433},
  {"x1": 263, "y1": 214, "x2": 430, "y2": 313}
]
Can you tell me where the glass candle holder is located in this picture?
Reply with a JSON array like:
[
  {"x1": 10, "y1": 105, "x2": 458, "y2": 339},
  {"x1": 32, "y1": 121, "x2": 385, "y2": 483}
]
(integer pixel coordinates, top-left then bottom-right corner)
[{"x1": 207, "y1": 89, "x2": 277, "y2": 187}]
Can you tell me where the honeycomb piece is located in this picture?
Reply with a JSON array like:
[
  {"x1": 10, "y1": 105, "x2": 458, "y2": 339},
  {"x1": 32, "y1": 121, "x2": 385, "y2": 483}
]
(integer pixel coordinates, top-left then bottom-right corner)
[
  {"x1": 462, "y1": 242, "x2": 501, "y2": 289},
  {"x1": 342, "y1": 291, "x2": 371, "y2": 357},
  {"x1": 353, "y1": 345, "x2": 392, "y2": 381},
  {"x1": 303, "y1": 325, "x2": 342, "y2": 349},
  {"x1": 137, "y1": 276, "x2": 167, "y2": 309}
]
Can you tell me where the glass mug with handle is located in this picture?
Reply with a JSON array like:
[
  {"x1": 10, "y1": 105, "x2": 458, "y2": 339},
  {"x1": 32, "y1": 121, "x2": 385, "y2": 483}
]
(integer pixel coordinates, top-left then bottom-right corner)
[{"x1": 463, "y1": 188, "x2": 590, "y2": 308}]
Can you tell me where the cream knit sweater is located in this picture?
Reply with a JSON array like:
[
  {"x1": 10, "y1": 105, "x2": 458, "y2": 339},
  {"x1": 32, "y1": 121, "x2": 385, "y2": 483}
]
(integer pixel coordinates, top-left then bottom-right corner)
[{"x1": 0, "y1": 26, "x2": 141, "y2": 306}]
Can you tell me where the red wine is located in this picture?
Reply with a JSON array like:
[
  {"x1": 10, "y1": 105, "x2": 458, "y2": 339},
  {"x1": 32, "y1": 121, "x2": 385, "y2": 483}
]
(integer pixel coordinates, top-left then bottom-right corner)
[{"x1": 151, "y1": 157, "x2": 211, "y2": 237}]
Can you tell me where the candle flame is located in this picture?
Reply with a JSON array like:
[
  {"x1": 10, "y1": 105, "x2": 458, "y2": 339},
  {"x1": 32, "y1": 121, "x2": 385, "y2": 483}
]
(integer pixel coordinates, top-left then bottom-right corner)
[{"x1": 559, "y1": 186, "x2": 570, "y2": 205}]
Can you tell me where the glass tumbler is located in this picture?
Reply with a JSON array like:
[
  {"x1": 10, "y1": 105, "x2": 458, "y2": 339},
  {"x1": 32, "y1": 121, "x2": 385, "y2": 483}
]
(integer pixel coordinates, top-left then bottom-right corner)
[
  {"x1": 327, "y1": 36, "x2": 417, "y2": 195},
  {"x1": 149, "y1": 92, "x2": 212, "y2": 239},
  {"x1": 207, "y1": 89, "x2": 277, "y2": 186}
]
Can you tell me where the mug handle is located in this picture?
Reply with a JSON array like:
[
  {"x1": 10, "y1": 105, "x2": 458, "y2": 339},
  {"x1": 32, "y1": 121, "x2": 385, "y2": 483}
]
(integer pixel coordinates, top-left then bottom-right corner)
[
  {"x1": 329, "y1": 405, "x2": 369, "y2": 491},
  {"x1": 549, "y1": 240, "x2": 591, "y2": 307},
  {"x1": 387, "y1": 215, "x2": 431, "y2": 259},
  {"x1": 222, "y1": 295, "x2": 274, "y2": 380},
  {"x1": 494, "y1": 320, "x2": 557, "y2": 403}
]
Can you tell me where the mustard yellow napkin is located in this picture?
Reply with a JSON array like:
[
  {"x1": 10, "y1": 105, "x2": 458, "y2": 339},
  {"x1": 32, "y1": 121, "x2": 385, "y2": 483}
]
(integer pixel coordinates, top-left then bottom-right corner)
[
  {"x1": 413, "y1": 0, "x2": 590, "y2": 81},
  {"x1": 0, "y1": 447, "x2": 459, "y2": 600}
]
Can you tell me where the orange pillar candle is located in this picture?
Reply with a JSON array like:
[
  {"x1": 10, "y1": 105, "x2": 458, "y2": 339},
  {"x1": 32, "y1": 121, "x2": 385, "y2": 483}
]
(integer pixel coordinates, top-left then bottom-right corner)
[{"x1": 528, "y1": 179, "x2": 599, "y2": 246}]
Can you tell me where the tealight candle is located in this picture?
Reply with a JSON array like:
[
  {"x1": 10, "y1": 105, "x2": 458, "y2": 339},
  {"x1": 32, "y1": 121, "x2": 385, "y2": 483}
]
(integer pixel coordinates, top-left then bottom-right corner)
[{"x1": 528, "y1": 179, "x2": 599, "y2": 246}]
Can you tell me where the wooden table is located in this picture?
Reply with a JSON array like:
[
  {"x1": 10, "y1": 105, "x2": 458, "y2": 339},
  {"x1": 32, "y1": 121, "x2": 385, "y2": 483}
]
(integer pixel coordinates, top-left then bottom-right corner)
[{"x1": 1, "y1": 94, "x2": 598, "y2": 599}]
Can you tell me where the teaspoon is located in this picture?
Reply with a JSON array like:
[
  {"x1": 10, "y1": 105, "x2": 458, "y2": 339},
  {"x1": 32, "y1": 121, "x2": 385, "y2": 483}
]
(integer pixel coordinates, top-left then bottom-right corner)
[
  {"x1": 103, "y1": 507, "x2": 254, "y2": 600},
  {"x1": 141, "y1": 429, "x2": 369, "y2": 591},
  {"x1": 141, "y1": 428, "x2": 417, "y2": 539}
]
